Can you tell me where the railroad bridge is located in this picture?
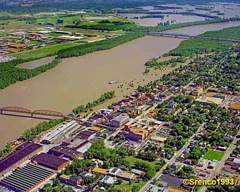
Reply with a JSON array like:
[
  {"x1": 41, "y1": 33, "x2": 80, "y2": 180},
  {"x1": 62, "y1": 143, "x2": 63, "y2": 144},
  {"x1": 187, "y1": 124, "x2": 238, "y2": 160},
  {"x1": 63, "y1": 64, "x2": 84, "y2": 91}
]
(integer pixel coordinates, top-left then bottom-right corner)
[
  {"x1": 147, "y1": 32, "x2": 240, "y2": 43},
  {"x1": 0, "y1": 106, "x2": 112, "y2": 129},
  {"x1": 0, "y1": 106, "x2": 65, "y2": 118}
]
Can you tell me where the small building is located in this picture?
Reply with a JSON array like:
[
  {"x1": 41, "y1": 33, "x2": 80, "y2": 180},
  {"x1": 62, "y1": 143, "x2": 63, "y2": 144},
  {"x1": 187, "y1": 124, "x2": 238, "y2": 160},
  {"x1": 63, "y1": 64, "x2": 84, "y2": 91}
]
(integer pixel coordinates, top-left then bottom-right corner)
[
  {"x1": 8, "y1": 44, "x2": 28, "y2": 50},
  {"x1": 101, "y1": 175, "x2": 116, "y2": 184},
  {"x1": 59, "y1": 174, "x2": 83, "y2": 186},
  {"x1": 108, "y1": 168, "x2": 136, "y2": 181},
  {"x1": 207, "y1": 160, "x2": 217, "y2": 169},
  {"x1": 92, "y1": 167, "x2": 108, "y2": 175},
  {"x1": 131, "y1": 169, "x2": 144, "y2": 176},
  {"x1": 207, "y1": 87, "x2": 219, "y2": 93},
  {"x1": 57, "y1": 18, "x2": 63, "y2": 24},
  {"x1": 110, "y1": 113, "x2": 129, "y2": 128},
  {"x1": 151, "y1": 136, "x2": 167, "y2": 143},
  {"x1": 229, "y1": 102, "x2": 240, "y2": 111}
]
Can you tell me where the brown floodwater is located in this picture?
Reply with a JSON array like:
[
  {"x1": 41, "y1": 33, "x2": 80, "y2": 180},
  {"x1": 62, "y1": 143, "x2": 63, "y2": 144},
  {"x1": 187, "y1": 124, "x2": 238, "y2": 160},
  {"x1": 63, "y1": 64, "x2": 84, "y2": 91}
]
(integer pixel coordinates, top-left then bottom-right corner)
[
  {"x1": 0, "y1": 21, "x2": 240, "y2": 148},
  {"x1": 17, "y1": 56, "x2": 56, "y2": 69}
]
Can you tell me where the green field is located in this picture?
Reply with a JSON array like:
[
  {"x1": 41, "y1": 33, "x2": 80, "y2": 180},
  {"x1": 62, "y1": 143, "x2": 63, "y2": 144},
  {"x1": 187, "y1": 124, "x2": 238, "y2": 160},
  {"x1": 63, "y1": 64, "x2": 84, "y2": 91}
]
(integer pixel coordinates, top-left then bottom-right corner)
[
  {"x1": 125, "y1": 156, "x2": 158, "y2": 167},
  {"x1": 114, "y1": 180, "x2": 145, "y2": 192},
  {"x1": 203, "y1": 150, "x2": 224, "y2": 161},
  {"x1": 11, "y1": 41, "x2": 82, "y2": 59}
]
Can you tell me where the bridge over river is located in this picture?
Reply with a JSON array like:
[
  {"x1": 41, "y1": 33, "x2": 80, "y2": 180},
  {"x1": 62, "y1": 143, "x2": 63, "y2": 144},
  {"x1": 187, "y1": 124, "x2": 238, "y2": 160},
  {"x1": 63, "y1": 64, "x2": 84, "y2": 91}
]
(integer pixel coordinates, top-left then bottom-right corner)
[
  {"x1": 0, "y1": 106, "x2": 112, "y2": 129},
  {"x1": 147, "y1": 32, "x2": 240, "y2": 43}
]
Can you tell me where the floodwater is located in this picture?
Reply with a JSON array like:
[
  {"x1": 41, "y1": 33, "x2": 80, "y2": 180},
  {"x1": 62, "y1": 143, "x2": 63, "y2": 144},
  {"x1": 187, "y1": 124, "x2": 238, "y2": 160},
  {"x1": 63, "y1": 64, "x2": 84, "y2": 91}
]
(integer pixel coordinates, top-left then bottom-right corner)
[
  {"x1": 17, "y1": 56, "x2": 56, "y2": 69},
  {"x1": 120, "y1": 13, "x2": 205, "y2": 26},
  {"x1": 0, "y1": 21, "x2": 240, "y2": 148},
  {"x1": 134, "y1": 3, "x2": 240, "y2": 26}
]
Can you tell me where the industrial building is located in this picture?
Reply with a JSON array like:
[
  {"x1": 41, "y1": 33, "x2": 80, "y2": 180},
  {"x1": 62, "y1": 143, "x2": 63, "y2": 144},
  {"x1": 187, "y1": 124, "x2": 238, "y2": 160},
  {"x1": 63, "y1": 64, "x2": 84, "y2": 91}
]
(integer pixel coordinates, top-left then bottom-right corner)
[
  {"x1": 110, "y1": 113, "x2": 129, "y2": 128},
  {"x1": 48, "y1": 146, "x2": 83, "y2": 159},
  {"x1": 31, "y1": 153, "x2": 69, "y2": 171},
  {"x1": 0, "y1": 142, "x2": 42, "y2": 176},
  {"x1": 42, "y1": 120, "x2": 79, "y2": 144},
  {"x1": 0, "y1": 164, "x2": 55, "y2": 192}
]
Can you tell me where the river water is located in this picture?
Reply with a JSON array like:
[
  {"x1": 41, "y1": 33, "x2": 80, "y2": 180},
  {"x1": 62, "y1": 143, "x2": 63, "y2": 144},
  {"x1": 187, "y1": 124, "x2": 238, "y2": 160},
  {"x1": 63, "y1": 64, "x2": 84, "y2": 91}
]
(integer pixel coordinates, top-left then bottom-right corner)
[{"x1": 0, "y1": 21, "x2": 240, "y2": 149}]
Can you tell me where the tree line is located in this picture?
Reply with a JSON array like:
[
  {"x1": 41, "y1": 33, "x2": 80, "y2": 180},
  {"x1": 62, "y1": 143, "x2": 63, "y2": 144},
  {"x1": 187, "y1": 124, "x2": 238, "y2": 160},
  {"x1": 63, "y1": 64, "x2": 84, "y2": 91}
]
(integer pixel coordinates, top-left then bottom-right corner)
[
  {"x1": 0, "y1": 58, "x2": 60, "y2": 90},
  {"x1": 72, "y1": 91, "x2": 115, "y2": 114},
  {"x1": 57, "y1": 32, "x2": 145, "y2": 58}
]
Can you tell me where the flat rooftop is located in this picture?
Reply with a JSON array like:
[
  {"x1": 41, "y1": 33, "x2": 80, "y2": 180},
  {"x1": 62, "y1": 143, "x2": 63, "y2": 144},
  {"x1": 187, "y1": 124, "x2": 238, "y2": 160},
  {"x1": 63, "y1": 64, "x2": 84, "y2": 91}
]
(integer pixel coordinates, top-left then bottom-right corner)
[
  {"x1": 48, "y1": 146, "x2": 82, "y2": 159},
  {"x1": 31, "y1": 153, "x2": 69, "y2": 170},
  {"x1": 0, "y1": 142, "x2": 42, "y2": 174},
  {"x1": 0, "y1": 164, "x2": 54, "y2": 192}
]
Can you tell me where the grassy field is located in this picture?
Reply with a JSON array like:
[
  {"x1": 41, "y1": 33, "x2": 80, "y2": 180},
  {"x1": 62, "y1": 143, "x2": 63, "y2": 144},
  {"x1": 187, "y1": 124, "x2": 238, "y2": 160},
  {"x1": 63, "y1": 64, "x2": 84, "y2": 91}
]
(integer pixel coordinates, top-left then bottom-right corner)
[
  {"x1": 11, "y1": 41, "x2": 82, "y2": 59},
  {"x1": 203, "y1": 150, "x2": 224, "y2": 161},
  {"x1": 114, "y1": 180, "x2": 145, "y2": 192},
  {"x1": 125, "y1": 156, "x2": 158, "y2": 167}
]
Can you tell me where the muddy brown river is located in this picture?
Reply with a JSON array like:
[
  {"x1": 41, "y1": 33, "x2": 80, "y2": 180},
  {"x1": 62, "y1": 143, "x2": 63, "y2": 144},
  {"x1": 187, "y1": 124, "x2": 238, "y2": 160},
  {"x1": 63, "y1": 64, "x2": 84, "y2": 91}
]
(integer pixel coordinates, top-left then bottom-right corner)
[{"x1": 0, "y1": 21, "x2": 240, "y2": 149}]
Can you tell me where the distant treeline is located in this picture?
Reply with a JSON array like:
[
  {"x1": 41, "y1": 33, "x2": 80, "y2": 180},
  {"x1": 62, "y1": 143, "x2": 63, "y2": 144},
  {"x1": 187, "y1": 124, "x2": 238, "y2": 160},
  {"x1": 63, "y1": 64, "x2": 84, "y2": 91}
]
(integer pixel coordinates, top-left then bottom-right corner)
[
  {"x1": 0, "y1": 58, "x2": 60, "y2": 90},
  {"x1": 145, "y1": 57, "x2": 187, "y2": 68},
  {"x1": 131, "y1": 18, "x2": 234, "y2": 32},
  {"x1": 165, "y1": 25, "x2": 240, "y2": 57},
  {"x1": 57, "y1": 32, "x2": 144, "y2": 58}
]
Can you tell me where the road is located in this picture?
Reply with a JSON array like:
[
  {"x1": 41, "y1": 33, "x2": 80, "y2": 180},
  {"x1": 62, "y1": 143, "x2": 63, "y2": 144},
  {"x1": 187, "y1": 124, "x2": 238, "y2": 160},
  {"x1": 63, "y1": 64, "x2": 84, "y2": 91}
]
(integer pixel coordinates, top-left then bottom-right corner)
[
  {"x1": 199, "y1": 128, "x2": 240, "y2": 192},
  {"x1": 139, "y1": 123, "x2": 205, "y2": 192}
]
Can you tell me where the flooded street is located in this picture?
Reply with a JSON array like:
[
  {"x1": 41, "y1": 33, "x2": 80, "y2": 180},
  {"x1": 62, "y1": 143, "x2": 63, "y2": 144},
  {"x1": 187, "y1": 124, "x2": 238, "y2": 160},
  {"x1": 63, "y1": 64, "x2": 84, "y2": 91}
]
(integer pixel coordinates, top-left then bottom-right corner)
[{"x1": 0, "y1": 21, "x2": 240, "y2": 148}]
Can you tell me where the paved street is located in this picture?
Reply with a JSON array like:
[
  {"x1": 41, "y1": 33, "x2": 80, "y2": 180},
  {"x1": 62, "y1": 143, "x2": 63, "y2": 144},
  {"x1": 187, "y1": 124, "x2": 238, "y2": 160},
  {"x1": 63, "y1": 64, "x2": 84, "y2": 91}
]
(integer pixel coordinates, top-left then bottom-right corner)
[{"x1": 139, "y1": 123, "x2": 205, "y2": 192}]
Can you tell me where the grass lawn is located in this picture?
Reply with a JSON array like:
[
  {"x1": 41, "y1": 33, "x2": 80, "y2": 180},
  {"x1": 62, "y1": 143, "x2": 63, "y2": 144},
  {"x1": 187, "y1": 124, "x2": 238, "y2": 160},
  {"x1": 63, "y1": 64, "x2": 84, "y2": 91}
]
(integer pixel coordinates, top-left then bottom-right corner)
[
  {"x1": 125, "y1": 156, "x2": 157, "y2": 167},
  {"x1": 114, "y1": 180, "x2": 145, "y2": 192},
  {"x1": 11, "y1": 41, "x2": 82, "y2": 59},
  {"x1": 203, "y1": 150, "x2": 224, "y2": 161}
]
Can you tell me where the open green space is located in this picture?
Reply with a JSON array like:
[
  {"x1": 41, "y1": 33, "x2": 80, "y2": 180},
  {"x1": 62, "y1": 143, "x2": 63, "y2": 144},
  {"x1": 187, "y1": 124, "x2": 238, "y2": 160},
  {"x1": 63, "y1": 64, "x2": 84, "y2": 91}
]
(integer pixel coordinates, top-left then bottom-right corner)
[
  {"x1": 11, "y1": 41, "x2": 82, "y2": 59},
  {"x1": 125, "y1": 156, "x2": 158, "y2": 168},
  {"x1": 114, "y1": 180, "x2": 145, "y2": 192},
  {"x1": 203, "y1": 150, "x2": 224, "y2": 161}
]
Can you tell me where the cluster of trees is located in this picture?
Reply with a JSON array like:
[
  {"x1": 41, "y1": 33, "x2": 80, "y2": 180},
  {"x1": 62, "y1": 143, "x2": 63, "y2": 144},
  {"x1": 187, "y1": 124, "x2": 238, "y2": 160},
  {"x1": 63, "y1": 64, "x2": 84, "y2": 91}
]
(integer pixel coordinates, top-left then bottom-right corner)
[
  {"x1": 57, "y1": 32, "x2": 144, "y2": 58},
  {"x1": 72, "y1": 91, "x2": 115, "y2": 114},
  {"x1": 130, "y1": 18, "x2": 230, "y2": 32},
  {"x1": 0, "y1": 58, "x2": 60, "y2": 90},
  {"x1": 43, "y1": 178, "x2": 74, "y2": 192},
  {"x1": 63, "y1": 159, "x2": 93, "y2": 175},
  {"x1": 137, "y1": 151, "x2": 158, "y2": 161},
  {"x1": 200, "y1": 25, "x2": 240, "y2": 40},
  {"x1": 145, "y1": 57, "x2": 186, "y2": 69},
  {"x1": 21, "y1": 118, "x2": 63, "y2": 141},
  {"x1": 165, "y1": 38, "x2": 232, "y2": 57},
  {"x1": 0, "y1": 143, "x2": 12, "y2": 158}
]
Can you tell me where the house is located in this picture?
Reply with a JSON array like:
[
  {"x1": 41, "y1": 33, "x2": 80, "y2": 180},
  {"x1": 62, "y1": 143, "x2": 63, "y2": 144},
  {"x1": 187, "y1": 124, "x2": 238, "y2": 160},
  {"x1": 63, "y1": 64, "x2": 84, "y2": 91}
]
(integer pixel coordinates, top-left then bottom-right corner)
[
  {"x1": 207, "y1": 87, "x2": 219, "y2": 93},
  {"x1": 101, "y1": 176, "x2": 116, "y2": 184},
  {"x1": 207, "y1": 160, "x2": 217, "y2": 169},
  {"x1": 131, "y1": 169, "x2": 144, "y2": 176},
  {"x1": 108, "y1": 168, "x2": 136, "y2": 181},
  {"x1": 59, "y1": 174, "x2": 83, "y2": 186},
  {"x1": 92, "y1": 167, "x2": 108, "y2": 175}
]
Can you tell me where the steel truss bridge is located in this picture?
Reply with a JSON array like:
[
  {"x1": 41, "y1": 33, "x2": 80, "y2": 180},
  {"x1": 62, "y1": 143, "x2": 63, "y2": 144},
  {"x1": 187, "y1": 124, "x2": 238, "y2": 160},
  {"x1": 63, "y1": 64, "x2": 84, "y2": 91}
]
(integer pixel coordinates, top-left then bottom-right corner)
[{"x1": 147, "y1": 32, "x2": 240, "y2": 43}]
